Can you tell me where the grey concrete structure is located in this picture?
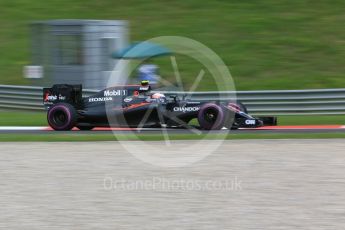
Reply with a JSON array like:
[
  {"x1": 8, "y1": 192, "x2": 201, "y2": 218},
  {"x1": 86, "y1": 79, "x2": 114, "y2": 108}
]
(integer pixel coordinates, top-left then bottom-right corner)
[{"x1": 31, "y1": 20, "x2": 128, "y2": 89}]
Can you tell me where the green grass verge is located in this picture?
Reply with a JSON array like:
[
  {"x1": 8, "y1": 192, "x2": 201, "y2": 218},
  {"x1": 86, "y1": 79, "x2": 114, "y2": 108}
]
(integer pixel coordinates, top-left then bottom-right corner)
[
  {"x1": 277, "y1": 115, "x2": 345, "y2": 126},
  {"x1": 0, "y1": 111, "x2": 47, "y2": 126},
  {"x1": 0, "y1": 111, "x2": 344, "y2": 141},
  {"x1": 1, "y1": 1, "x2": 345, "y2": 90},
  {"x1": 1, "y1": 111, "x2": 343, "y2": 127}
]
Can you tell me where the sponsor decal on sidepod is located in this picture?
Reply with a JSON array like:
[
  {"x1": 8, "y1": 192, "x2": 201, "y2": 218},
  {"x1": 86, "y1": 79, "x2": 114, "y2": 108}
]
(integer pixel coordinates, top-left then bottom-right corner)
[
  {"x1": 89, "y1": 97, "x2": 113, "y2": 102},
  {"x1": 173, "y1": 107, "x2": 200, "y2": 113},
  {"x1": 104, "y1": 90, "x2": 127, "y2": 97}
]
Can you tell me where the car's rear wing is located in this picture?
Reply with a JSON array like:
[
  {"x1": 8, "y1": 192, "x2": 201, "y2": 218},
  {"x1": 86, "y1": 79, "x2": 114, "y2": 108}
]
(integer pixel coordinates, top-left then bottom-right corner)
[{"x1": 43, "y1": 84, "x2": 82, "y2": 109}]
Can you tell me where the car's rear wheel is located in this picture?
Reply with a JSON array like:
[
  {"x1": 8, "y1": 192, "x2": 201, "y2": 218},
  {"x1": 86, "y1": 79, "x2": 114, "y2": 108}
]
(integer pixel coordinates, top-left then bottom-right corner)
[
  {"x1": 197, "y1": 103, "x2": 225, "y2": 130},
  {"x1": 47, "y1": 103, "x2": 77, "y2": 131}
]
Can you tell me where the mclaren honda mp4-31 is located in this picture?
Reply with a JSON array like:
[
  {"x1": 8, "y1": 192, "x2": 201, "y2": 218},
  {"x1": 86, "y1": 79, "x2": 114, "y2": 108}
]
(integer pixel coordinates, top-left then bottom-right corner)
[{"x1": 43, "y1": 82, "x2": 277, "y2": 131}]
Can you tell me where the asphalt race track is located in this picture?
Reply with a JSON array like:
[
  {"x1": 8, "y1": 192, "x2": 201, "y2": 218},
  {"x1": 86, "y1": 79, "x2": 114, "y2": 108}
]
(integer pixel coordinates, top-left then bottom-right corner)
[
  {"x1": 1, "y1": 125, "x2": 345, "y2": 134},
  {"x1": 1, "y1": 140, "x2": 345, "y2": 229}
]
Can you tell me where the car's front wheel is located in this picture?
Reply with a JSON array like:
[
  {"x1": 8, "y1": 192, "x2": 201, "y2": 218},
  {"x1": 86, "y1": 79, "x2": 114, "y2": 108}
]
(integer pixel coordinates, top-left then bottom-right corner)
[
  {"x1": 197, "y1": 103, "x2": 225, "y2": 130},
  {"x1": 47, "y1": 103, "x2": 77, "y2": 131}
]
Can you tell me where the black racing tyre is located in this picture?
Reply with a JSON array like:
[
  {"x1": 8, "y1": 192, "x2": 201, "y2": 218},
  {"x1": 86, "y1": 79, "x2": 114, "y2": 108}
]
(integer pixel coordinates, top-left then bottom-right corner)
[
  {"x1": 197, "y1": 103, "x2": 225, "y2": 130},
  {"x1": 76, "y1": 125, "x2": 94, "y2": 131},
  {"x1": 47, "y1": 103, "x2": 77, "y2": 131}
]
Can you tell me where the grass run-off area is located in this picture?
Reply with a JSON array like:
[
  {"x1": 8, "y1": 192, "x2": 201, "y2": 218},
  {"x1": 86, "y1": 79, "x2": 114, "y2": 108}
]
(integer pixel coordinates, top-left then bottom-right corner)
[
  {"x1": 1, "y1": 1, "x2": 345, "y2": 90},
  {"x1": 0, "y1": 111, "x2": 345, "y2": 141},
  {"x1": 0, "y1": 111, "x2": 344, "y2": 127}
]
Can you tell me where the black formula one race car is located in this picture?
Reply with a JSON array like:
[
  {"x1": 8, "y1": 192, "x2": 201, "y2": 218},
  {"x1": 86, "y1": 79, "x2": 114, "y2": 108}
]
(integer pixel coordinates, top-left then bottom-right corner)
[{"x1": 43, "y1": 81, "x2": 277, "y2": 131}]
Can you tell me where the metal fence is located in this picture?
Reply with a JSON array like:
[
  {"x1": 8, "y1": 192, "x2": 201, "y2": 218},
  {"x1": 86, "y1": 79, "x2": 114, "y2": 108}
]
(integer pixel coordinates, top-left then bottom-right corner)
[{"x1": 1, "y1": 84, "x2": 345, "y2": 115}]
